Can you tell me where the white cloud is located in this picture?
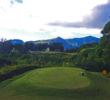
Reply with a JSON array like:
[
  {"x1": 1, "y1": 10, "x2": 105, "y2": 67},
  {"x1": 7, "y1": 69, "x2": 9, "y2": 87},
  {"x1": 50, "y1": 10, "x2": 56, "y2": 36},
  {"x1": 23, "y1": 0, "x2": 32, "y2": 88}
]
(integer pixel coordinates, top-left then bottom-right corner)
[
  {"x1": 49, "y1": 28, "x2": 75, "y2": 39},
  {"x1": 0, "y1": 0, "x2": 108, "y2": 40},
  {"x1": 46, "y1": 26, "x2": 102, "y2": 39}
]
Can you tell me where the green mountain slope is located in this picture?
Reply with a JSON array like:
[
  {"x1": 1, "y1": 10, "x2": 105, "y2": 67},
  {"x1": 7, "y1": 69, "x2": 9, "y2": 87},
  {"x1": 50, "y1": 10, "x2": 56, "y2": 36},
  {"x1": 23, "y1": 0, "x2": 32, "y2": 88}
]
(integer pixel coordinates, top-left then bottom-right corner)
[
  {"x1": 31, "y1": 36, "x2": 100, "y2": 49},
  {"x1": 10, "y1": 36, "x2": 100, "y2": 49}
]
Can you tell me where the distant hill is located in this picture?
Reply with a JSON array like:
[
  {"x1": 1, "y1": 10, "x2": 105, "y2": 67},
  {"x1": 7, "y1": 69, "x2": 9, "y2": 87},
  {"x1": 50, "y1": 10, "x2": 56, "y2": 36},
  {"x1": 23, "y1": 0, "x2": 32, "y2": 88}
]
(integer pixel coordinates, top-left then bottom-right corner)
[
  {"x1": 10, "y1": 36, "x2": 100, "y2": 49},
  {"x1": 66, "y1": 36, "x2": 100, "y2": 48},
  {"x1": 11, "y1": 39, "x2": 24, "y2": 45},
  {"x1": 31, "y1": 36, "x2": 100, "y2": 49}
]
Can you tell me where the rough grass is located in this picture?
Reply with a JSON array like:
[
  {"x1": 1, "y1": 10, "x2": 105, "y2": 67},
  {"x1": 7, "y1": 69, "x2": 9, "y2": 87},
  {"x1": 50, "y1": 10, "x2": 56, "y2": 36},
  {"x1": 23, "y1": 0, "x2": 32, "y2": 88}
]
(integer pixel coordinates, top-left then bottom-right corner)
[{"x1": 0, "y1": 67, "x2": 110, "y2": 100}]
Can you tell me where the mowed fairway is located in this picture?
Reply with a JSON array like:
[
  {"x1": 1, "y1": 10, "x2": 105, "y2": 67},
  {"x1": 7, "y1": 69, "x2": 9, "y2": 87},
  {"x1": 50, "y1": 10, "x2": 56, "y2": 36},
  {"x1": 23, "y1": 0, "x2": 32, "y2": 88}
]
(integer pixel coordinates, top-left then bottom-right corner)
[
  {"x1": 28, "y1": 67, "x2": 90, "y2": 89},
  {"x1": 0, "y1": 67, "x2": 110, "y2": 100}
]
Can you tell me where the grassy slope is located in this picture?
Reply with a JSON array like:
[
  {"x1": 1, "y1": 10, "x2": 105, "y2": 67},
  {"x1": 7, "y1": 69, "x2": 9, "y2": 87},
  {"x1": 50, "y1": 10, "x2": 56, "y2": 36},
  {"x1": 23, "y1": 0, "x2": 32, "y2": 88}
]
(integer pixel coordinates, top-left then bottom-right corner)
[
  {"x1": 0, "y1": 67, "x2": 110, "y2": 100},
  {"x1": 28, "y1": 67, "x2": 90, "y2": 89}
]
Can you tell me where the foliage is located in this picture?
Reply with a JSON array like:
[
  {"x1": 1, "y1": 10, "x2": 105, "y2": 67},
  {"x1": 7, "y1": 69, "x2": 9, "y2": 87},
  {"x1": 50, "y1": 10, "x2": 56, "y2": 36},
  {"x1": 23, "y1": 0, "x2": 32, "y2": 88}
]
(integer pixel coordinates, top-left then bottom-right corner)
[
  {"x1": 0, "y1": 39, "x2": 65, "y2": 55},
  {"x1": 49, "y1": 42, "x2": 64, "y2": 52},
  {"x1": 73, "y1": 21, "x2": 110, "y2": 72},
  {"x1": 24, "y1": 42, "x2": 35, "y2": 52},
  {"x1": 0, "y1": 56, "x2": 13, "y2": 68},
  {"x1": 35, "y1": 43, "x2": 49, "y2": 51},
  {"x1": 99, "y1": 35, "x2": 110, "y2": 48},
  {"x1": 101, "y1": 21, "x2": 110, "y2": 35},
  {"x1": 66, "y1": 42, "x2": 98, "y2": 53},
  {"x1": 14, "y1": 43, "x2": 24, "y2": 53},
  {"x1": 0, "y1": 40, "x2": 13, "y2": 54},
  {"x1": 0, "y1": 64, "x2": 39, "y2": 82},
  {"x1": 74, "y1": 48, "x2": 104, "y2": 72},
  {"x1": 98, "y1": 24, "x2": 110, "y2": 72},
  {"x1": 0, "y1": 52, "x2": 77, "y2": 82}
]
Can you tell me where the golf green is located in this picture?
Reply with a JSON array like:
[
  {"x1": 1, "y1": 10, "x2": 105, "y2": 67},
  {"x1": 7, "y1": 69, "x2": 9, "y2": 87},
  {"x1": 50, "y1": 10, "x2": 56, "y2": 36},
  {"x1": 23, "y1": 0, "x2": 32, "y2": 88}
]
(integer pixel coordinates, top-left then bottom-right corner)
[{"x1": 28, "y1": 67, "x2": 90, "y2": 89}]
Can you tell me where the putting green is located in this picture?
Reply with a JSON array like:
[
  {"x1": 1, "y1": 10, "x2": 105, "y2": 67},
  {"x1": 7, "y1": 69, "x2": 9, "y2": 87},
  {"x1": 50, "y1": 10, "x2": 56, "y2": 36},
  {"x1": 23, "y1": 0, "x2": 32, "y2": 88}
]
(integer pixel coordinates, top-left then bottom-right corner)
[{"x1": 28, "y1": 67, "x2": 90, "y2": 89}]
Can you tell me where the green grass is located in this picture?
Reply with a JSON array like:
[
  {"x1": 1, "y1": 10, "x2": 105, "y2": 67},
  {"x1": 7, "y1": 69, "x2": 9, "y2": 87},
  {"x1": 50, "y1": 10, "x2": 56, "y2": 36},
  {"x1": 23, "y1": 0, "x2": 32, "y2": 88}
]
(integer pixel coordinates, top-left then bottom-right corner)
[
  {"x1": 0, "y1": 67, "x2": 110, "y2": 100},
  {"x1": 35, "y1": 51, "x2": 78, "y2": 55},
  {"x1": 28, "y1": 67, "x2": 90, "y2": 89}
]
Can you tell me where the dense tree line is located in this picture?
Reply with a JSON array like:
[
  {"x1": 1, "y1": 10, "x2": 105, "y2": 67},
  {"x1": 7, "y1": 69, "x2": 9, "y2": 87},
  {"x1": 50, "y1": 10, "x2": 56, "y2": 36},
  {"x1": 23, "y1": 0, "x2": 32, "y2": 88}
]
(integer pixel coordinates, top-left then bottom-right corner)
[
  {"x1": 0, "y1": 41, "x2": 64, "y2": 69},
  {"x1": 0, "y1": 40, "x2": 13, "y2": 54},
  {"x1": 66, "y1": 42, "x2": 98, "y2": 53},
  {"x1": 0, "y1": 41, "x2": 64, "y2": 54},
  {"x1": 98, "y1": 21, "x2": 110, "y2": 72}
]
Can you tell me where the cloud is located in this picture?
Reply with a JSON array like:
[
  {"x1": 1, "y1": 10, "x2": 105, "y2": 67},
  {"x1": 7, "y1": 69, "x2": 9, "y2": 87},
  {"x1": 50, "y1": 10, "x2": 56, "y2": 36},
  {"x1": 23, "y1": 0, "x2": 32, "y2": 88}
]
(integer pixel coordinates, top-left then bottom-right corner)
[
  {"x1": 16, "y1": 0, "x2": 23, "y2": 3},
  {"x1": 10, "y1": 0, "x2": 23, "y2": 4},
  {"x1": 48, "y1": 0, "x2": 110, "y2": 29},
  {"x1": 0, "y1": 6, "x2": 5, "y2": 11},
  {"x1": 0, "y1": 0, "x2": 108, "y2": 41},
  {"x1": 0, "y1": 0, "x2": 23, "y2": 12}
]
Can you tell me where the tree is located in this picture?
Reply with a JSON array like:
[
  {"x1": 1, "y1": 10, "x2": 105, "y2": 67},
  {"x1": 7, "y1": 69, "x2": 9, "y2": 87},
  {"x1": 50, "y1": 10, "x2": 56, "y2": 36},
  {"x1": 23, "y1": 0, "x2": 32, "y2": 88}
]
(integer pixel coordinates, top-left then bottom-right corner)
[
  {"x1": 49, "y1": 42, "x2": 64, "y2": 52},
  {"x1": 0, "y1": 40, "x2": 13, "y2": 54},
  {"x1": 14, "y1": 43, "x2": 24, "y2": 53},
  {"x1": 35, "y1": 43, "x2": 49, "y2": 51},
  {"x1": 24, "y1": 42, "x2": 35, "y2": 52},
  {"x1": 99, "y1": 21, "x2": 110, "y2": 72},
  {"x1": 101, "y1": 21, "x2": 110, "y2": 35}
]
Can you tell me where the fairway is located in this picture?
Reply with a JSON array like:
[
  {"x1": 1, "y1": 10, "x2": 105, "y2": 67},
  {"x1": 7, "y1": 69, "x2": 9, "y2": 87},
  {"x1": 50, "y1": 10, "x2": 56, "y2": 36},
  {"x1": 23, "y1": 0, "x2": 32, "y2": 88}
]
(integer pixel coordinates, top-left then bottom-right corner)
[
  {"x1": 28, "y1": 67, "x2": 90, "y2": 89},
  {"x1": 0, "y1": 67, "x2": 110, "y2": 100}
]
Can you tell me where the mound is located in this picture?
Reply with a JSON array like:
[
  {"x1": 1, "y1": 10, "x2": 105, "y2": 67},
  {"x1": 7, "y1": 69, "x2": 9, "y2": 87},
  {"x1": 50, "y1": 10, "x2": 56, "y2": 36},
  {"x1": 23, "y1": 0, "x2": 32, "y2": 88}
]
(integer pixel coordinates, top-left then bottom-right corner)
[
  {"x1": 0, "y1": 67, "x2": 110, "y2": 100},
  {"x1": 28, "y1": 67, "x2": 90, "y2": 89}
]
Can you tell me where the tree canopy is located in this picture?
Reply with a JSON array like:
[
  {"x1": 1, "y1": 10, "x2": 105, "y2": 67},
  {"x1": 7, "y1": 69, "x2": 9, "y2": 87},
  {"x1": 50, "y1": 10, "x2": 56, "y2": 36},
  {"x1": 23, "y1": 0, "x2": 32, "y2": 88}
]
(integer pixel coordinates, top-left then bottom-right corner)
[{"x1": 101, "y1": 21, "x2": 110, "y2": 35}]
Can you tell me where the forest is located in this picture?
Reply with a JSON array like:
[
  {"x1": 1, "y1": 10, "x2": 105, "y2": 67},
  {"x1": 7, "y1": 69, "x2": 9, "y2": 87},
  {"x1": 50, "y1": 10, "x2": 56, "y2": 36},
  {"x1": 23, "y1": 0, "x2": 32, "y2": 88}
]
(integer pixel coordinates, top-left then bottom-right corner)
[{"x1": 0, "y1": 21, "x2": 110, "y2": 82}]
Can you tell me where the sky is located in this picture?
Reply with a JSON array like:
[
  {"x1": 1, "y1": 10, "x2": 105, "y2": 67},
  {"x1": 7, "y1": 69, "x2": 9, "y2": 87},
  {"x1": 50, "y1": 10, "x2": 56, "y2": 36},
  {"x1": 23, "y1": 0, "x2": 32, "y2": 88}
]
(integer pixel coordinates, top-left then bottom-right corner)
[{"x1": 0, "y1": 0, "x2": 110, "y2": 41}]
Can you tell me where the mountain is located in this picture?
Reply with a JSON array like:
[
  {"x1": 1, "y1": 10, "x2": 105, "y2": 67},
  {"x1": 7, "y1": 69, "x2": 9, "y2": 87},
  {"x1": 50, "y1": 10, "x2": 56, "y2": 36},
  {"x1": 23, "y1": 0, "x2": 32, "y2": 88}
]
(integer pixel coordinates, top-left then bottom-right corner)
[
  {"x1": 10, "y1": 36, "x2": 100, "y2": 49},
  {"x1": 31, "y1": 36, "x2": 100, "y2": 49},
  {"x1": 49, "y1": 37, "x2": 74, "y2": 49},
  {"x1": 66, "y1": 36, "x2": 100, "y2": 48},
  {"x1": 11, "y1": 39, "x2": 24, "y2": 45}
]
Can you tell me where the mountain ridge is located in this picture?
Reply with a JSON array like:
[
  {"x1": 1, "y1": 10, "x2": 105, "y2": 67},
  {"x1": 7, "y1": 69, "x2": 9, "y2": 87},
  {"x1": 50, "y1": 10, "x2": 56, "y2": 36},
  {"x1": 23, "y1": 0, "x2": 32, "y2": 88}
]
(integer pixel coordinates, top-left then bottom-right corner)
[
  {"x1": 11, "y1": 36, "x2": 100, "y2": 49},
  {"x1": 11, "y1": 39, "x2": 24, "y2": 45}
]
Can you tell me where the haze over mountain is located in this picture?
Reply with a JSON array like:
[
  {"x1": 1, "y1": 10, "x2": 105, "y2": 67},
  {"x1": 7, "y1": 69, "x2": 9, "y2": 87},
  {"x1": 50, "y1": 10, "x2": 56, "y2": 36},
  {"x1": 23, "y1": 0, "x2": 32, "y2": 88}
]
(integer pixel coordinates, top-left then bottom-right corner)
[{"x1": 11, "y1": 36, "x2": 100, "y2": 49}]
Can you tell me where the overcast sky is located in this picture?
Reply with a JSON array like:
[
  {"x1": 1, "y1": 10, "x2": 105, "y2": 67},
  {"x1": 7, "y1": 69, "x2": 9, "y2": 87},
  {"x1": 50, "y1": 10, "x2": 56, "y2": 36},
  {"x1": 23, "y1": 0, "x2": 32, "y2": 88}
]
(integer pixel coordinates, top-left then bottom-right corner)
[{"x1": 0, "y1": 0, "x2": 110, "y2": 41}]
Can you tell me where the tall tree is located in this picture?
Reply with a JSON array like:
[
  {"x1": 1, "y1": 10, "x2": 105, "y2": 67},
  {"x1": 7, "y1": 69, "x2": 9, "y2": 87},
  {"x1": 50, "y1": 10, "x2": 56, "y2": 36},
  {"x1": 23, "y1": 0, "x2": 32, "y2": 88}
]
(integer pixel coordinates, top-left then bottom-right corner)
[
  {"x1": 99, "y1": 21, "x2": 110, "y2": 72},
  {"x1": 0, "y1": 40, "x2": 13, "y2": 54},
  {"x1": 49, "y1": 42, "x2": 64, "y2": 52},
  {"x1": 24, "y1": 42, "x2": 35, "y2": 52},
  {"x1": 14, "y1": 43, "x2": 24, "y2": 53},
  {"x1": 101, "y1": 21, "x2": 110, "y2": 35}
]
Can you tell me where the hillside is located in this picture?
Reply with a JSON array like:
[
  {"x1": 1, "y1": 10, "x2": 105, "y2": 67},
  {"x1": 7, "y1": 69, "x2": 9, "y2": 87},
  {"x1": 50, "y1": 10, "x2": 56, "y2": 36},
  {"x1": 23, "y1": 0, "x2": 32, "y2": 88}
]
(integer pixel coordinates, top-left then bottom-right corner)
[
  {"x1": 0, "y1": 67, "x2": 110, "y2": 100},
  {"x1": 11, "y1": 39, "x2": 24, "y2": 45},
  {"x1": 10, "y1": 36, "x2": 100, "y2": 49},
  {"x1": 66, "y1": 36, "x2": 100, "y2": 48},
  {"x1": 29, "y1": 36, "x2": 100, "y2": 49}
]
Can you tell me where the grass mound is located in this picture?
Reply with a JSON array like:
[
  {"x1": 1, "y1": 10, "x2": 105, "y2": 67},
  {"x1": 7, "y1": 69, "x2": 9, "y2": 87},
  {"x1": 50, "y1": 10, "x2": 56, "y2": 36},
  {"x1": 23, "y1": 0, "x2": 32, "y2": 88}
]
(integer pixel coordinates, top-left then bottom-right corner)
[
  {"x1": 28, "y1": 67, "x2": 90, "y2": 89},
  {"x1": 0, "y1": 67, "x2": 110, "y2": 100}
]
